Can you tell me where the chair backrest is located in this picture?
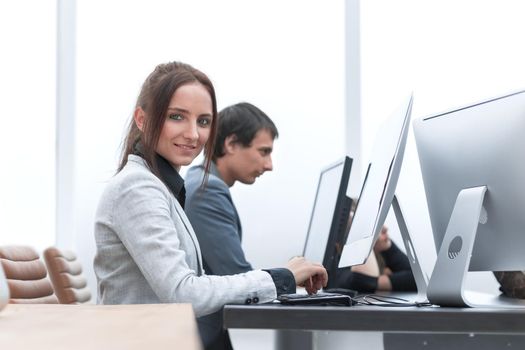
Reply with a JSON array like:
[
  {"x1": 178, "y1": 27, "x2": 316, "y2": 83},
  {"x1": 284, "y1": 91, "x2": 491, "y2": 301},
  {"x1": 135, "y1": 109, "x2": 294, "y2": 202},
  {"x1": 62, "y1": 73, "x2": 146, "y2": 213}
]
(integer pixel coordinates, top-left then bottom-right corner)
[
  {"x1": 43, "y1": 247, "x2": 91, "y2": 304},
  {"x1": 0, "y1": 245, "x2": 58, "y2": 303},
  {"x1": 0, "y1": 263, "x2": 9, "y2": 310}
]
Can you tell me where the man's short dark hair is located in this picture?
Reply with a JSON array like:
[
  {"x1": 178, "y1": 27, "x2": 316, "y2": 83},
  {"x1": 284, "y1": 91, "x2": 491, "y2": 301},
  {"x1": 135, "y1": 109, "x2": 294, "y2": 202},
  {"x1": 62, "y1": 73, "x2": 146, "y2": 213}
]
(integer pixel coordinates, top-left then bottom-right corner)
[{"x1": 213, "y1": 102, "x2": 278, "y2": 160}]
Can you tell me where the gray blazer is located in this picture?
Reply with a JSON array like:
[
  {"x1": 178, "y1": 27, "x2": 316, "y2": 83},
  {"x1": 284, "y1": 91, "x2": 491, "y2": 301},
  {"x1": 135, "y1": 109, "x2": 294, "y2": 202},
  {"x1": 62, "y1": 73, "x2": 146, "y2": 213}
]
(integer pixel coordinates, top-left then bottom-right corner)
[
  {"x1": 93, "y1": 155, "x2": 276, "y2": 317},
  {"x1": 185, "y1": 163, "x2": 253, "y2": 275}
]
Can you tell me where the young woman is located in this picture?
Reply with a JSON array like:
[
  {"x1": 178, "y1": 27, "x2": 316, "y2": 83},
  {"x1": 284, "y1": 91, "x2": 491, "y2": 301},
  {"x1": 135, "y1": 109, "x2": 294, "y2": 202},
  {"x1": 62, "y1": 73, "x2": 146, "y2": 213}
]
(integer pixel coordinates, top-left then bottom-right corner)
[{"x1": 93, "y1": 61, "x2": 327, "y2": 318}]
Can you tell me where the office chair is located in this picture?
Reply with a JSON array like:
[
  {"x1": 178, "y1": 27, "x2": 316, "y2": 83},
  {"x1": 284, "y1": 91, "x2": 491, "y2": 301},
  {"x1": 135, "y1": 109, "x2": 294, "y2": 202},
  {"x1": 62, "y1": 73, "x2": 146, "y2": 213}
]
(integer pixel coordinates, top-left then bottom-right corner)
[
  {"x1": 43, "y1": 247, "x2": 91, "y2": 304},
  {"x1": 0, "y1": 245, "x2": 58, "y2": 303},
  {"x1": 0, "y1": 263, "x2": 9, "y2": 310}
]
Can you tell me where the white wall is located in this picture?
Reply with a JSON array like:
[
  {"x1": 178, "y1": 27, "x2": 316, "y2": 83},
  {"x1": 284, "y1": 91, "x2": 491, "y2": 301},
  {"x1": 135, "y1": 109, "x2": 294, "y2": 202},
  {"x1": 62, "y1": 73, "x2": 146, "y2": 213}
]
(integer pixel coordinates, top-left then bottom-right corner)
[
  {"x1": 4, "y1": 0, "x2": 523, "y2": 308},
  {"x1": 73, "y1": 0, "x2": 345, "y2": 292},
  {"x1": 360, "y1": 0, "x2": 525, "y2": 292},
  {"x1": 0, "y1": 1, "x2": 56, "y2": 250}
]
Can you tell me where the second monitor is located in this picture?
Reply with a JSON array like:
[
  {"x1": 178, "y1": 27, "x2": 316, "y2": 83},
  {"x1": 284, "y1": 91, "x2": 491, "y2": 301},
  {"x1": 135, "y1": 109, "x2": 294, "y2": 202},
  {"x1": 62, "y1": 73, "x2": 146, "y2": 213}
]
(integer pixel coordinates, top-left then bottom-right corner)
[
  {"x1": 339, "y1": 95, "x2": 412, "y2": 266},
  {"x1": 337, "y1": 95, "x2": 428, "y2": 300},
  {"x1": 303, "y1": 156, "x2": 353, "y2": 288}
]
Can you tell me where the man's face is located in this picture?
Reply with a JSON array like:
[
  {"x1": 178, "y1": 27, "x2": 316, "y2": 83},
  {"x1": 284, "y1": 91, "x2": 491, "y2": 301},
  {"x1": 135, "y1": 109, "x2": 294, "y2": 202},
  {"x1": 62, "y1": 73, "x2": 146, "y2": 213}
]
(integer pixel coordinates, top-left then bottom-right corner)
[{"x1": 229, "y1": 129, "x2": 274, "y2": 185}]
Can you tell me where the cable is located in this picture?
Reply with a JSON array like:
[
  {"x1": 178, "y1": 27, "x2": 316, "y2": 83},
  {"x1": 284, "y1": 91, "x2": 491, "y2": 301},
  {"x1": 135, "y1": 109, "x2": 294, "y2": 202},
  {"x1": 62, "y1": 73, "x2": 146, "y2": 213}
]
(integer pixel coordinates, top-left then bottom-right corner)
[{"x1": 353, "y1": 294, "x2": 433, "y2": 307}]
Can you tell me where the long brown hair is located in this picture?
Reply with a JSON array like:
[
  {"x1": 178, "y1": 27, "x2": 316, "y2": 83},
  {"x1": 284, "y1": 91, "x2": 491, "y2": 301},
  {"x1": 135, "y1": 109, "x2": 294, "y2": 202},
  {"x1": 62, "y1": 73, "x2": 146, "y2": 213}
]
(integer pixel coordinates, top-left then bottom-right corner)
[{"x1": 118, "y1": 61, "x2": 217, "y2": 180}]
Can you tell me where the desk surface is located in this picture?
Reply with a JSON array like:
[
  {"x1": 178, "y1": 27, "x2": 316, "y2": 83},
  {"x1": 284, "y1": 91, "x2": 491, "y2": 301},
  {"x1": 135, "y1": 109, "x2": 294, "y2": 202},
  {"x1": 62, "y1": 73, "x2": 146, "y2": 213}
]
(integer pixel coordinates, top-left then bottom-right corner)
[
  {"x1": 0, "y1": 303, "x2": 201, "y2": 350},
  {"x1": 224, "y1": 302, "x2": 525, "y2": 334}
]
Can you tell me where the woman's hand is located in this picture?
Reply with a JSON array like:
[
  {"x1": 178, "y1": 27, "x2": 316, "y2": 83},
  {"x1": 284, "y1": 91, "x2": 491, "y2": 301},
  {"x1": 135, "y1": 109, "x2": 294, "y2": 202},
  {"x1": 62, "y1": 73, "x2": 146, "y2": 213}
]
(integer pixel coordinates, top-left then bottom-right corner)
[{"x1": 286, "y1": 256, "x2": 328, "y2": 294}]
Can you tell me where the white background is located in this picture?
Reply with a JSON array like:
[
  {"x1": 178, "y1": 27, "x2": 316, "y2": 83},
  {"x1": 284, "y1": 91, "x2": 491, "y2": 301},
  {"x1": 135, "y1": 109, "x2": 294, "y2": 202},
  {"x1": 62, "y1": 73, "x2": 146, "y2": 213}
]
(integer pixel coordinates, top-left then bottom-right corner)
[
  {"x1": 0, "y1": 1, "x2": 56, "y2": 249},
  {"x1": 360, "y1": 0, "x2": 525, "y2": 292},
  {"x1": 3, "y1": 2, "x2": 525, "y2": 347},
  {"x1": 73, "y1": 0, "x2": 346, "y2": 292}
]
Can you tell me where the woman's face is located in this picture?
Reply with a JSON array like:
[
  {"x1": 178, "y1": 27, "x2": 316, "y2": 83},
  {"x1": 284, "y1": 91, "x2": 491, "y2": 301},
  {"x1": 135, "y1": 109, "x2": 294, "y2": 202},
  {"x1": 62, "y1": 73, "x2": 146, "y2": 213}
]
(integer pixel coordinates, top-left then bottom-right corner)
[{"x1": 156, "y1": 82, "x2": 213, "y2": 170}]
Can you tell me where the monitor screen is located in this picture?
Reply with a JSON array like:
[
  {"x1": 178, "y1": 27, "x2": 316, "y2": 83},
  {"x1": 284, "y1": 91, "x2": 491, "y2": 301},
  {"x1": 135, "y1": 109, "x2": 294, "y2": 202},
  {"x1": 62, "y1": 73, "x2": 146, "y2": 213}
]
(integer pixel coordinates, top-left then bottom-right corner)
[
  {"x1": 339, "y1": 95, "x2": 413, "y2": 267},
  {"x1": 414, "y1": 89, "x2": 525, "y2": 272},
  {"x1": 303, "y1": 156, "x2": 353, "y2": 285}
]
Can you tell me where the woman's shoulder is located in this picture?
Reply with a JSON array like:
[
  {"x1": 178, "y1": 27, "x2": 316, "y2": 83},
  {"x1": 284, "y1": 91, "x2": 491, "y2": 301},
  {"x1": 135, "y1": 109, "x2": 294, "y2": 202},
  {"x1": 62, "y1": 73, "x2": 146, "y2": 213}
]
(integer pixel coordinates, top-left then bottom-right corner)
[{"x1": 106, "y1": 156, "x2": 169, "y2": 198}]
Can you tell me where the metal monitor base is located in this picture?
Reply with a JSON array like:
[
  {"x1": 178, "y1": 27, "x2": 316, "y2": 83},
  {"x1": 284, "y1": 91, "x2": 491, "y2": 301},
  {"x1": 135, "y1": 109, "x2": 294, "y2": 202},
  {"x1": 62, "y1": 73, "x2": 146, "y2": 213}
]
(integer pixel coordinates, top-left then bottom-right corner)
[
  {"x1": 392, "y1": 195, "x2": 429, "y2": 303},
  {"x1": 427, "y1": 186, "x2": 525, "y2": 308}
]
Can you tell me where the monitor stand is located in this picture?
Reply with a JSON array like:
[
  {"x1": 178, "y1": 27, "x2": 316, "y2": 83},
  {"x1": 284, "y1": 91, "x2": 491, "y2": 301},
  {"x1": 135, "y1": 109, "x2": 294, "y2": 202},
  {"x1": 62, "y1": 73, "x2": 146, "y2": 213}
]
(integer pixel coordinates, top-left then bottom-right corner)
[
  {"x1": 426, "y1": 185, "x2": 525, "y2": 308},
  {"x1": 392, "y1": 195, "x2": 429, "y2": 303}
]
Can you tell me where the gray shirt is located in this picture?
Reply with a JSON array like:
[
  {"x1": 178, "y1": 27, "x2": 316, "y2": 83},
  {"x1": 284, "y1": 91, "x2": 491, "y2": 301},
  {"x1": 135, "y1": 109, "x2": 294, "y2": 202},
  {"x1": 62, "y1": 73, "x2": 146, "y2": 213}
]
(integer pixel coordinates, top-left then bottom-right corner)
[{"x1": 93, "y1": 155, "x2": 276, "y2": 317}]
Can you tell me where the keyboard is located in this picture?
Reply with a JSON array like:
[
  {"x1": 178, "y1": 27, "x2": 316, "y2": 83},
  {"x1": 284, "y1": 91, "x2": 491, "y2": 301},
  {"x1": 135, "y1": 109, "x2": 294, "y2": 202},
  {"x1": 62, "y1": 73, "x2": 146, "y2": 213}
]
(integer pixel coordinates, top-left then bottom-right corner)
[{"x1": 277, "y1": 291, "x2": 356, "y2": 306}]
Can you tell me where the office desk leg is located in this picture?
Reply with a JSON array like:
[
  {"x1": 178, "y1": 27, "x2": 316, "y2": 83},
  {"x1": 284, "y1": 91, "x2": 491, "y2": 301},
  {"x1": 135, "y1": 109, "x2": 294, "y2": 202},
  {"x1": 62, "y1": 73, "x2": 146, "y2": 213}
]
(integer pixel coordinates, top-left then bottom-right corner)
[{"x1": 275, "y1": 330, "x2": 313, "y2": 350}]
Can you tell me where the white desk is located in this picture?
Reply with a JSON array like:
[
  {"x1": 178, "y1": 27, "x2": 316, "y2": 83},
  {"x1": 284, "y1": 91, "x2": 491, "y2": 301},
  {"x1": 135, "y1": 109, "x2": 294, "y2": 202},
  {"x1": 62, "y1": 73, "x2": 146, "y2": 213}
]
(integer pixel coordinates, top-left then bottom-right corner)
[{"x1": 0, "y1": 303, "x2": 202, "y2": 350}]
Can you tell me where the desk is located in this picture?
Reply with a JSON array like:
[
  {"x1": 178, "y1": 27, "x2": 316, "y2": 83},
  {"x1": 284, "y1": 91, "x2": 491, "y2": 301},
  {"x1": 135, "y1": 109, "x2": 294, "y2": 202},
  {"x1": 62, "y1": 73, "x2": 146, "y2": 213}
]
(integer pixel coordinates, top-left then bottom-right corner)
[
  {"x1": 224, "y1": 303, "x2": 525, "y2": 333},
  {"x1": 0, "y1": 303, "x2": 202, "y2": 350},
  {"x1": 224, "y1": 303, "x2": 525, "y2": 349}
]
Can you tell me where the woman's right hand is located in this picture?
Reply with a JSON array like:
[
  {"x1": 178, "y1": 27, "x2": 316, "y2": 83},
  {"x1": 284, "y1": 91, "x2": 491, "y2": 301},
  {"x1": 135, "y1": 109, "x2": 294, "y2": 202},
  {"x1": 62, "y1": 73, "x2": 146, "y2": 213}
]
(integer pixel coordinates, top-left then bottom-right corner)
[{"x1": 286, "y1": 256, "x2": 328, "y2": 294}]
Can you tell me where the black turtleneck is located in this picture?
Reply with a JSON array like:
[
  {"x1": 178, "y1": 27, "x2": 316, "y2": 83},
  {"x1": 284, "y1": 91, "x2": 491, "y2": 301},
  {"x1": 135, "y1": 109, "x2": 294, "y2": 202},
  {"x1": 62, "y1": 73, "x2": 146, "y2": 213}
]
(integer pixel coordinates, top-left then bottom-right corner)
[
  {"x1": 155, "y1": 154, "x2": 186, "y2": 209},
  {"x1": 133, "y1": 141, "x2": 186, "y2": 208}
]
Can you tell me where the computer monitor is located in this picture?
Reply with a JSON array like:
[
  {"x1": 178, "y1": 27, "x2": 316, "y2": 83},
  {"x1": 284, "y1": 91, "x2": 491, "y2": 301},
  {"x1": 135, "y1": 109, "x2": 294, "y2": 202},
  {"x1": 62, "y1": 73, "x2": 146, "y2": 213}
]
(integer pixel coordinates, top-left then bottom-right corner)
[
  {"x1": 414, "y1": 89, "x2": 525, "y2": 307},
  {"x1": 303, "y1": 156, "x2": 353, "y2": 288},
  {"x1": 337, "y1": 94, "x2": 428, "y2": 301},
  {"x1": 339, "y1": 95, "x2": 413, "y2": 267}
]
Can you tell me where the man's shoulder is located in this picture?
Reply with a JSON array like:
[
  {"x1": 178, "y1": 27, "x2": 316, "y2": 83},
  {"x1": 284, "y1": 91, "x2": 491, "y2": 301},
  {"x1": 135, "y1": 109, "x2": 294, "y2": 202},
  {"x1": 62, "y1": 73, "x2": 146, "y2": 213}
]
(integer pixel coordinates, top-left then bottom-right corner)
[
  {"x1": 185, "y1": 166, "x2": 234, "y2": 217},
  {"x1": 185, "y1": 165, "x2": 205, "y2": 183},
  {"x1": 186, "y1": 165, "x2": 226, "y2": 194}
]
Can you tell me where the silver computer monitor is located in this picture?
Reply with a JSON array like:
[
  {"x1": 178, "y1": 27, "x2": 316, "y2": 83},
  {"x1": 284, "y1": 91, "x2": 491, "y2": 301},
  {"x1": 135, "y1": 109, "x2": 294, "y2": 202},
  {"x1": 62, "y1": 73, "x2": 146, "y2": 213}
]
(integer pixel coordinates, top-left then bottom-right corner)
[
  {"x1": 414, "y1": 89, "x2": 525, "y2": 307},
  {"x1": 414, "y1": 89, "x2": 525, "y2": 271},
  {"x1": 339, "y1": 95, "x2": 413, "y2": 268},
  {"x1": 303, "y1": 156, "x2": 353, "y2": 287}
]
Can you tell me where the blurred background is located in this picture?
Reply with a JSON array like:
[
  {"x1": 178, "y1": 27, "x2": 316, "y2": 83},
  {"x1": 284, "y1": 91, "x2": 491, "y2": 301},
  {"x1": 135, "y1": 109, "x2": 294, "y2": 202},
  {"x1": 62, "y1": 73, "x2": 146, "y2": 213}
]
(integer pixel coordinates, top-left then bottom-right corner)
[{"x1": 2, "y1": 0, "x2": 525, "y2": 348}]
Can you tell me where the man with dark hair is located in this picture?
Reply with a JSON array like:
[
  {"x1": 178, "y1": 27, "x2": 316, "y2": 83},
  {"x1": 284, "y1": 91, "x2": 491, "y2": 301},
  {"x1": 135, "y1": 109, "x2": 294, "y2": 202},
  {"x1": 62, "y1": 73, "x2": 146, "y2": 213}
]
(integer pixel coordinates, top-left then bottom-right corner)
[{"x1": 185, "y1": 102, "x2": 278, "y2": 350}]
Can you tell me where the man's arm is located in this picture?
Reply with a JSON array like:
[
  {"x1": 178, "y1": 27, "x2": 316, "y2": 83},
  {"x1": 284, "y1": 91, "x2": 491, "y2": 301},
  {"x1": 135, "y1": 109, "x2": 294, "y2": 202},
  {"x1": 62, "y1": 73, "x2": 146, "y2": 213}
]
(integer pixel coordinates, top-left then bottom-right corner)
[{"x1": 186, "y1": 179, "x2": 253, "y2": 275}]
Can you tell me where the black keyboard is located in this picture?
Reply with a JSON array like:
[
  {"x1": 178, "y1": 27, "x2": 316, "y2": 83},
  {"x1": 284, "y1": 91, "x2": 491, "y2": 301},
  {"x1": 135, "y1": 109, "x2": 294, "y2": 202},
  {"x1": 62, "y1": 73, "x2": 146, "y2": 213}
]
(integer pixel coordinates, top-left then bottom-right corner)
[{"x1": 277, "y1": 291, "x2": 356, "y2": 306}]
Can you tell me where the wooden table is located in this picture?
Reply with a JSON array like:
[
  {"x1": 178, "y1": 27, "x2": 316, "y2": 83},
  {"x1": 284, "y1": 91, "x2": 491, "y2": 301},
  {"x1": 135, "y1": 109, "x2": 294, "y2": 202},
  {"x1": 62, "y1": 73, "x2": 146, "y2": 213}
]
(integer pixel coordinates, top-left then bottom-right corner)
[{"x1": 0, "y1": 303, "x2": 201, "y2": 350}]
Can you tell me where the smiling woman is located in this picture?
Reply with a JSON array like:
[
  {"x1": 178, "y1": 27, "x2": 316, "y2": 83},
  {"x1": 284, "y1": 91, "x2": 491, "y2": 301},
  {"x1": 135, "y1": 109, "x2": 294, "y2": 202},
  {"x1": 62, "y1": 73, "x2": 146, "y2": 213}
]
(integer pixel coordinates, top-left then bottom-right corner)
[
  {"x1": 116, "y1": 62, "x2": 218, "y2": 180},
  {"x1": 134, "y1": 82, "x2": 214, "y2": 171},
  {"x1": 92, "y1": 61, "x2": 328, "y2": 348}
]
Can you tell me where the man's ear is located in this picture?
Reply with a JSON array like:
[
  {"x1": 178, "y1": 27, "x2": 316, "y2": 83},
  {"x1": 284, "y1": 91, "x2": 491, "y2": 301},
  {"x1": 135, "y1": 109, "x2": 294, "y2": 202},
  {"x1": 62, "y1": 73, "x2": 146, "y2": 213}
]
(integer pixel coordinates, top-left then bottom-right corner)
[
  {"x1": 224, "y1": 135, "x2": 238, "y2": 154},
  {"x1": 134, "y1": 107, "x2": 145, "y2": 131}
]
